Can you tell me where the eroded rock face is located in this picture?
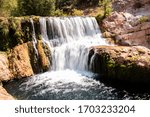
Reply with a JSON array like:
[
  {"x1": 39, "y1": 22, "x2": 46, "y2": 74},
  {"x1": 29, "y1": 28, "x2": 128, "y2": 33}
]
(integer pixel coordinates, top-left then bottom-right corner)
[
  {"x1": 0, "y1": 41, "x2": 51, "y2": 99},
  {"x1": 0, "y1": 53, "x2": 13, "y2": 81},
  {"x1": 9, "y1": 43, "x2": 34, "y2": 79},
  {"x1": 0, "y1": 41, "x2": 51, "y2": 81},
  {"x1": 89, "y1": 46, "x2": 150, "y2": 83},
  {"x1": 37, "y1": 41, "x2": 51, "y2": 72},
  {"x1": 0, "y1": 86, "x2": 14, "y2": 100}
]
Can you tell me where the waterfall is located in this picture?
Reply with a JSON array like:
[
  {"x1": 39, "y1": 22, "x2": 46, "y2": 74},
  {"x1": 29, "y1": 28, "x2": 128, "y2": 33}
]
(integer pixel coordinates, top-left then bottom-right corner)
[
  {"x1": 5, "y1": 17, "x2": 148, "y2": 100},
  {"x1": 39, "y1": 17, "x2": 108, "y2": 71},
  {"x1": 4, "y1": 17, "x2": 111, "y2": 100},
  {"x1": 30, "y1": 18, "x2": 38, "y2": 56}
]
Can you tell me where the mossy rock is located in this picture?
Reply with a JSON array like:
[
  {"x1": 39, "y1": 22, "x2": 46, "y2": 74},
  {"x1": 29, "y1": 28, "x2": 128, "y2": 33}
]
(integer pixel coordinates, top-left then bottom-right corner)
[
  {"x1": 37, "y1": 40, "x2": 51, "y2": 72},
  {"x1": 89, "y1": 46, "x2": 150, "y2": 83},
  {"x1": 0, "y1": 16, "x2": 40, "y2": 51}
]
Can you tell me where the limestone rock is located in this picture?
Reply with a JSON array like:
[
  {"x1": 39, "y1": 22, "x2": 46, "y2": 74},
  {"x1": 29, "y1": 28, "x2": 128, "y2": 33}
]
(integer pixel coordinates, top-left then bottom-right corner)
[
  {"x1": 9, "y1": 43, "x2": 34, "y2": 79},
  {"x1": 102, "y1": 0, "x2": 150, "y2": 48},
  {"x1": 0, "y1": 52, "x2": 13, "y2": 81},
  {"x1": 102, "y1": 11, "x2": 150, "y2": 48},
  {"x1": 102, "y1": 12, "x2": 131, "y2": 35},
  {"x1": 116, "y1": 28, "x2": 150, "y2": 47},
  {"x1": 0, "y1": 86, "x2": 14, "y2": 100},
  {"x1": 89, "y1": 46, "x2": 150, "y2": 83},
  {"x1": 37, "y1": 40, "x2": 51, "y2": 72}
]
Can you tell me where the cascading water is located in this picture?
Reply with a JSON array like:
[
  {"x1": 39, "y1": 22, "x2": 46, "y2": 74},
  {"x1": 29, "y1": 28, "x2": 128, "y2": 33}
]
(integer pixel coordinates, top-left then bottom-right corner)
[
  {"x1": 39, "y1": 17, "x2": 108, "y2": 71},
  {"x1": 30, "y1": 18, "x2": 39, "y2": 57},
  {"x1": 5, "y1": 16, "x2": 147, "y2": 100}
]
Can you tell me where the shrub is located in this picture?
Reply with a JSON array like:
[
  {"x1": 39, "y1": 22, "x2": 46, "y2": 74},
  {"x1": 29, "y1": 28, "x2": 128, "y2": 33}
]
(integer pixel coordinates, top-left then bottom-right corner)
[
  {"x1": 18, "y1": 0, "x2": 56, "y2": 16},
  {"x1": 99, "y1": 0, "x2": 112, "y2": 18},
  {"x1": 53, "y1": 9, "x2": 66, "y2": 16},
  {"x1": 0, "y1": 0, "x2": 18, "y2": 17},
  {"x1": 139, "y1": 16, "x2": 149, "y2": 24},
  {"x1": 71, "y1": 9, "x2": 84, "y2": 16},
  {"x1": 96, "y1": 13, "x2": 104, "y2": 23},
  {"x1": 75, "y1": 0, "x2": 99, "y2": 7}
]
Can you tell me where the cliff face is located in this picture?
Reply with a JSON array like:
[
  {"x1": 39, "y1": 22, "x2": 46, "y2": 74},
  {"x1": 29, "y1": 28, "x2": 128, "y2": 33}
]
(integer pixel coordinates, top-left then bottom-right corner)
[
  {"x1": 102, "y1": 0, "x2": 150, "y2": 48},
  {"x1": 0, "y1": 17, "x2": 51, "y2": 83},
  {"x1": 9, "y1": 43, "x2": 34, "y2": 79},
  {"x1": 0, "y1": 41, "x2": 51, "y2": 82}
]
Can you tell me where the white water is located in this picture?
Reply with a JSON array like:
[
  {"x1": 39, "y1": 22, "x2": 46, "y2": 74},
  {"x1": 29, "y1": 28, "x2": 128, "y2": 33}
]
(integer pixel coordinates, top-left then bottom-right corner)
[
  {"x1": 39, "y1": 17, "x2": 108, "y2": 71},
  {"x1": 12, "y1": 17, "x2": 109, "y2": 99},
  {"x1": 5, "y1": 17, "x2": 150, "y2": 100},
  {"x1": 30, "y1": 18, "x2": 39, "y2": 56}
]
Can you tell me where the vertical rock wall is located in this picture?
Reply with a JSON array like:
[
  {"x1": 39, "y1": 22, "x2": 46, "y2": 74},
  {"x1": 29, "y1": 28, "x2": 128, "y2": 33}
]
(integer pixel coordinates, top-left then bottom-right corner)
[{"x1": 0, "y1": 17, "x2": 52, "y2": 82}]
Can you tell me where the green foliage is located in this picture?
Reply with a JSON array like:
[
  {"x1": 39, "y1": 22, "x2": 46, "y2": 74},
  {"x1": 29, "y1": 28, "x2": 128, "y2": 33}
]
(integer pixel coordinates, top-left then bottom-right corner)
[
  {"x1": 0, "y1": 0, "x2": 113, "y2": 17},
  {"x1": 139, "y1": 16, "x2": 149, "y2": 24},
  {"x1": 0, "y1": 0, "x2": 18, "y2": 17},
  {"x1": 53, "y1": 9, "x2": 66, "y2": 16},
  {"x1": 96, "y1": 13, "x2": 104, "y2": 23},
  {"x1": 0, "y1": 17, "x2": 33, "y2": 51},
  {"x1": 99, "y1": 0, "x2": 112, "y2": 18},
  {"x1": 0, "y1": 19, "x2": 10, "y2": 50},
  {"x1": 18, "y1": 0, "x2": 56, "y2": 16},
  {"x1": 75, "y1": 0, "x2": 99, "y2": 7},
  {"x1": 71, "y1": 9, "x2": 84, "y2": 16}
]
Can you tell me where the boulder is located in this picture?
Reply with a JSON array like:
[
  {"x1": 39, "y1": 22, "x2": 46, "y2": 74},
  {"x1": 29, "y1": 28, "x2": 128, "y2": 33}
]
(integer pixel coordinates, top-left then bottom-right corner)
[
  {"x1": 37, "y1": 40, "x2": 51, "y2": 72},
  {"x1": 0, "y1": 86, "x2": 14, "y2": 100},
  {"x1": 9, "y1": 43, "x2": 34, "y2": 79},
  {"x1": 116, "y1": 28, "x2": 150, "y2": 47},
  {"x1": 0, "y1": 52, "x2": 13, "y2": 81},
  {"x1": 89, "y1": 46, "x2": 150, "y2": 83}
]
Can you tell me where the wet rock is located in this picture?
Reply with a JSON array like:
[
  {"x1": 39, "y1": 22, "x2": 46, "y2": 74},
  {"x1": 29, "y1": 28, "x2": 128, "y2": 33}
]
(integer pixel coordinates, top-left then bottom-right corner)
[
  {"x1": 89, "y1": 46, "x2": 150, "y2": 83},
  {"x1": 27, "y1": 42, "x2": 42, "y2": 74},
  {"x1": 37, "y1": 40, "x2": 51, "y2": 72}
]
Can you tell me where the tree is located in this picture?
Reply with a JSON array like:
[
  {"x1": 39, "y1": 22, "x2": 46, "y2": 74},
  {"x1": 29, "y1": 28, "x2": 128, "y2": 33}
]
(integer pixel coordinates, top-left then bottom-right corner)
[
  {"x1": 18, "y1": 0, "x2": 56, "y2": 16},
  {"x1": 99, "y1": 0, "x2": 112, "y2": 18},
  {"x1": 75, "y1": 0, "x2": 99, "y2": 7},
  {"x1": 0, "y1": 0, "x2": 18, "y2": 17}
]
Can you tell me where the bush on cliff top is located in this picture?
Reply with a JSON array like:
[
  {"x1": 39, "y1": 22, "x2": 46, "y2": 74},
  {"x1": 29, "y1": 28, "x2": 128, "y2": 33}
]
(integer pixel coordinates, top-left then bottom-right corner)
[
  {"x1": 0, "y1": 0, "x2": 113, "y2": 17},
  {"x1": 17, "y1": 0, "x2": 56, "y2": 16},
  {"x1": 0, "y1": 0, "x2": 18, "y2": 17}
]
